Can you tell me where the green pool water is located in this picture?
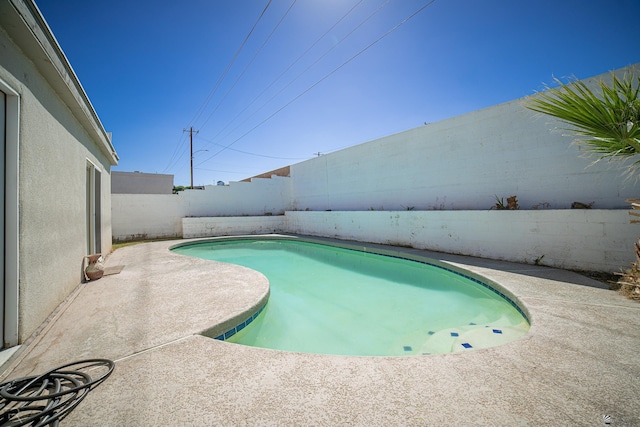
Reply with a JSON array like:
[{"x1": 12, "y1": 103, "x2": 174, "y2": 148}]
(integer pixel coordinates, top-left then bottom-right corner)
[{"x1": 173, "y1": 239, "x2": 529, "y2": 356}]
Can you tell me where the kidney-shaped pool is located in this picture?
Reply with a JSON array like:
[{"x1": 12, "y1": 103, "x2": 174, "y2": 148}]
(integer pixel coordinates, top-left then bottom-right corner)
[{"x1": 172, "y1": 238, "x2": 530, "y2": 356}]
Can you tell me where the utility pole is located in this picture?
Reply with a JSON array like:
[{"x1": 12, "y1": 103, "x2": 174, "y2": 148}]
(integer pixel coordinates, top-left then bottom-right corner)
[{"x1": 183, "y1": 127, "x2": 199, "y2": 189}]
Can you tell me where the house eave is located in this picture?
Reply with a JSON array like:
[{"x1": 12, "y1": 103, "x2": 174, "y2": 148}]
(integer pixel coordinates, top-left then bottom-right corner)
[{"x1": 0, "y1": 0, "x2": 119, "y2": 165}]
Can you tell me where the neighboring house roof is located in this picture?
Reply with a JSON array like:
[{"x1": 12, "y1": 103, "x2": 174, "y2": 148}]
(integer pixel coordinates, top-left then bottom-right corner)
[
  {"x1": 0, "y1": 0, "x2": 119, "y2": 165},
  {"x1": 241, "y1": 165, "x2": 291, "y2": 182}
]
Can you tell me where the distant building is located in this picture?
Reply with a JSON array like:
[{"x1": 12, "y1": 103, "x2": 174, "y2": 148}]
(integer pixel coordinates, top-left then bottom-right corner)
[{"x1": 112, "y1": 171, "x2": 174, "y2": 194}]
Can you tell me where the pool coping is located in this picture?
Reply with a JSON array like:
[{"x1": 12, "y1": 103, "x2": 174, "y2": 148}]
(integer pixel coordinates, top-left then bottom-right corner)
[{"x1": 1, "y1": 234, "x2": 638, "y2": 425}]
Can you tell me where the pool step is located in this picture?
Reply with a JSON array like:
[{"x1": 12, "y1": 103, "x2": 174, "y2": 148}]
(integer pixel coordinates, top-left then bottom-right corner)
[
  {"x1": 417, "y1": 320, "x2": 529, "y2": 355},
  {"x1": 450, "y1": 324, "x2": 529, "y2": 351}
]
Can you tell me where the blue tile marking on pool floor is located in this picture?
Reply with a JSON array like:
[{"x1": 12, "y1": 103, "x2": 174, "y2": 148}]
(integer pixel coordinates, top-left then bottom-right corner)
[
  {"x1": 403, "y1": 346, "x2": 413, "y2": 352},
  {"x1": 493, "y1": 329, "x2": 503, "y2": 334},
  {"x1": 450, "y1": 332, "x2": 459, "y2": 337},
  {"x1": 461, "y1": 343, "x2": 473, "y2": 349},
  {"x1": 215, "y1": 303, "x2": 267, "y2": 341}
]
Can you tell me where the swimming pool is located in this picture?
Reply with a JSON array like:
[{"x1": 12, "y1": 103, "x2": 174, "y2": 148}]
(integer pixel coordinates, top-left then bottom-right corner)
[{"x1": 173, "y1": 238, "x2": 529, "y2": 356}]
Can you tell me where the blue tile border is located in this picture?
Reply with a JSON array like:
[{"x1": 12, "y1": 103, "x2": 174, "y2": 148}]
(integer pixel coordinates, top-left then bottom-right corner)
[{"x1": 214, "y1": 303, "x2": 267, "y2": 341}]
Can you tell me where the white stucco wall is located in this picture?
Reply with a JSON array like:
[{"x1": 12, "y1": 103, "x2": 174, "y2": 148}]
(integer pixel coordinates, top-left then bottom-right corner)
[
  {"x1": 118, "y1": 202, "x2": 638, "y2": 272},
  {"x1": 285, "y1": 210, "x2": 636, "y2": 272},
  {"x1": 290, "y1": 83, "x2": 638, "y2": 212},
  {"x1": 182, "y1": 216, "x2": 287, "y2": 239},
  {"x1": 112, "y1": 194, "x2": 186, "y2": 241},
  {"x1": 112, "y1": 176, "x2": 292, "y2": 241},
  {"x1": 186, "y1": 177, "x2": 293, "y2": 217},
  {"x1": 1, "y1": 1, "x2": 118, "y2": 342}
]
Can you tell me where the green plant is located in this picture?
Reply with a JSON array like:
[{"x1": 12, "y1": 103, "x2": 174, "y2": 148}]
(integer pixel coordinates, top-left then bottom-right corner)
[
  {"x1": 491, "y1": 195, "x2": 519, "y2": 210},
  {"x1": 526, "y1": 71, "x2": 640, "y2": 178},
  {"x1": 492, "y1": 195, "x2": 506, "y2": 210}
]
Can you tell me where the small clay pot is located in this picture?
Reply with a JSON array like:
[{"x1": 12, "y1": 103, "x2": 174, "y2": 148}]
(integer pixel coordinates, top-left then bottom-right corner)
[
  {"x1": 85, "y1": 268, "x2": 104, "y2": 281},
  {"x1": 85, "y1": 253, "x2": 104, "y2": 281}
]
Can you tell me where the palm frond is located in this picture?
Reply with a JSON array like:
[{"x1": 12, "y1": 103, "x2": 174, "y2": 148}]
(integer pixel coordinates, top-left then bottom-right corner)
[{"x1": 526, "y1": 71, "x2": 640, "y2": 177}]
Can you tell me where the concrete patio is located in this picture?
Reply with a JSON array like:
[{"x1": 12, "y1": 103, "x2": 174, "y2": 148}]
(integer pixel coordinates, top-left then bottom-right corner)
[{"x1": 1, "y1": 236, "x2": 639, "y2": 426}]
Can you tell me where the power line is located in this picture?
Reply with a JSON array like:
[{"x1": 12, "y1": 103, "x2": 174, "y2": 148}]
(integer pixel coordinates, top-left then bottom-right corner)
[
  {"x1": 193, "y1": 167, "x2": 249, "y2": 175},
  {"x1": 188, "y1": 0, "x2": 273, "y2": 128},
  {"x1": 198, "y1": 0, "x2": 298, "y2": 131},
  {"x1": 199, "y1": 0, "x2": 365, "y2": 147},
  {"x1": 163, "y1": 1, "x2": 272, "y2": 174},
  {"x1": 200, "y1": 0, "x2": 375, "y2": 151},
  {"x1": 196, "y1": 135, "x2": 307, "y2": 160},
  {"x1": 162, "y1": 131, "x2": 188, "y2": 173},
  {"x1": 196, "y1": 0, "x2": 438, "y2": 166}
]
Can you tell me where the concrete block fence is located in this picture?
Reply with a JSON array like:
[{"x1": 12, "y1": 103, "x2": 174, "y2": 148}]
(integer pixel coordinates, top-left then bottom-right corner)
[
  {"x1": 182, "y1": 216, "x2": 287, "y2": 239},
  {"x1": 113, "y1": 206, "x2": 638, "y2": 272},
  {"x1": 285, "y1": 210, "x2": 636, "y2": 273}
]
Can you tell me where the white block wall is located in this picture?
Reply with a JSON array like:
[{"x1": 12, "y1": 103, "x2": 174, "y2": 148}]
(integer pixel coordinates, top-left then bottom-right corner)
[
  {"x1": 290, "y1": 97, "x2": 638, "y2": 211},
  {"x1": 113, "y1": 199, "x2": 638, "y2": 271},
  {"x1": 285, "y1": 210, "x2": 637, "y2": 272},
  {"x1": 112, "y1": 194, "x2": 186, "y2": 241},
  {"x1": 184, "y1": 176, "x2": 292, "y2": 217},
  {"x1": 183, "y1": 216, "x2": 287, "y2": 239},
  {"x1": 112, "y1": 176, "x2": 292, "y2": 241}
]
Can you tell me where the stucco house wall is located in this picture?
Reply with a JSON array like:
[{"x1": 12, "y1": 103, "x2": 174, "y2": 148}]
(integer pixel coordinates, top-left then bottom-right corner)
[{"x1": 0, "y1": 0, "x2": 118, "y2": 346}]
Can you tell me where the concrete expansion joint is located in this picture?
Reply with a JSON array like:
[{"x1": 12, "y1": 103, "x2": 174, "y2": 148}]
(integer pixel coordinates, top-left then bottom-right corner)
[{"x1": 114, "y1": 335, "x2": 196, "y2": 364}]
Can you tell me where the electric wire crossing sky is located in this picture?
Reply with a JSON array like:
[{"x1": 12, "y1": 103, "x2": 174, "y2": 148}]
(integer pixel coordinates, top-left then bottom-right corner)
[{"x1": 36, "y1": 0, "x2": 640, "y2": 185}]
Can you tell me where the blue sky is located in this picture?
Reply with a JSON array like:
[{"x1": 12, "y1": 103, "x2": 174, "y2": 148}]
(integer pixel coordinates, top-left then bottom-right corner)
[{"x1": 36, "y1": 0, "x2": 640, "y2": 186}]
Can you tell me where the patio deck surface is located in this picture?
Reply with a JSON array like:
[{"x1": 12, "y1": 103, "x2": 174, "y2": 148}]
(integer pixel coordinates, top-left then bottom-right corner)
[{"x1": 1, "y1": 236, "x2": 639, "y2": 426}]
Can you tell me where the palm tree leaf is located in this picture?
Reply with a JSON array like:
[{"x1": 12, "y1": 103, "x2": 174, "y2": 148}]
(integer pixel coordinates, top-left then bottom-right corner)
[{"x1": 526, "y1": 71, "x2": 640, "y2": 167}]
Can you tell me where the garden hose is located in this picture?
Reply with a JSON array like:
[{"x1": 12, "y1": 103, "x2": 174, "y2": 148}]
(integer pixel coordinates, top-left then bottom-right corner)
[{"x1": 0, "y1": 359, "x2": 114, "y2": 426}]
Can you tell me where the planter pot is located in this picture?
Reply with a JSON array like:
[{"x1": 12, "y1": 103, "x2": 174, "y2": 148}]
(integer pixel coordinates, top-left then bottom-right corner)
[{"x1": 85, "y1": 254, "x2": 104, "y2": 281}]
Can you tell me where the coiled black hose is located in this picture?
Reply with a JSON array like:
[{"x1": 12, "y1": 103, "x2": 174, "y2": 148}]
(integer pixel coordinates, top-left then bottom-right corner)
[{"x1": 0, "y1": 359, "x2": 114, "y2": 427}]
